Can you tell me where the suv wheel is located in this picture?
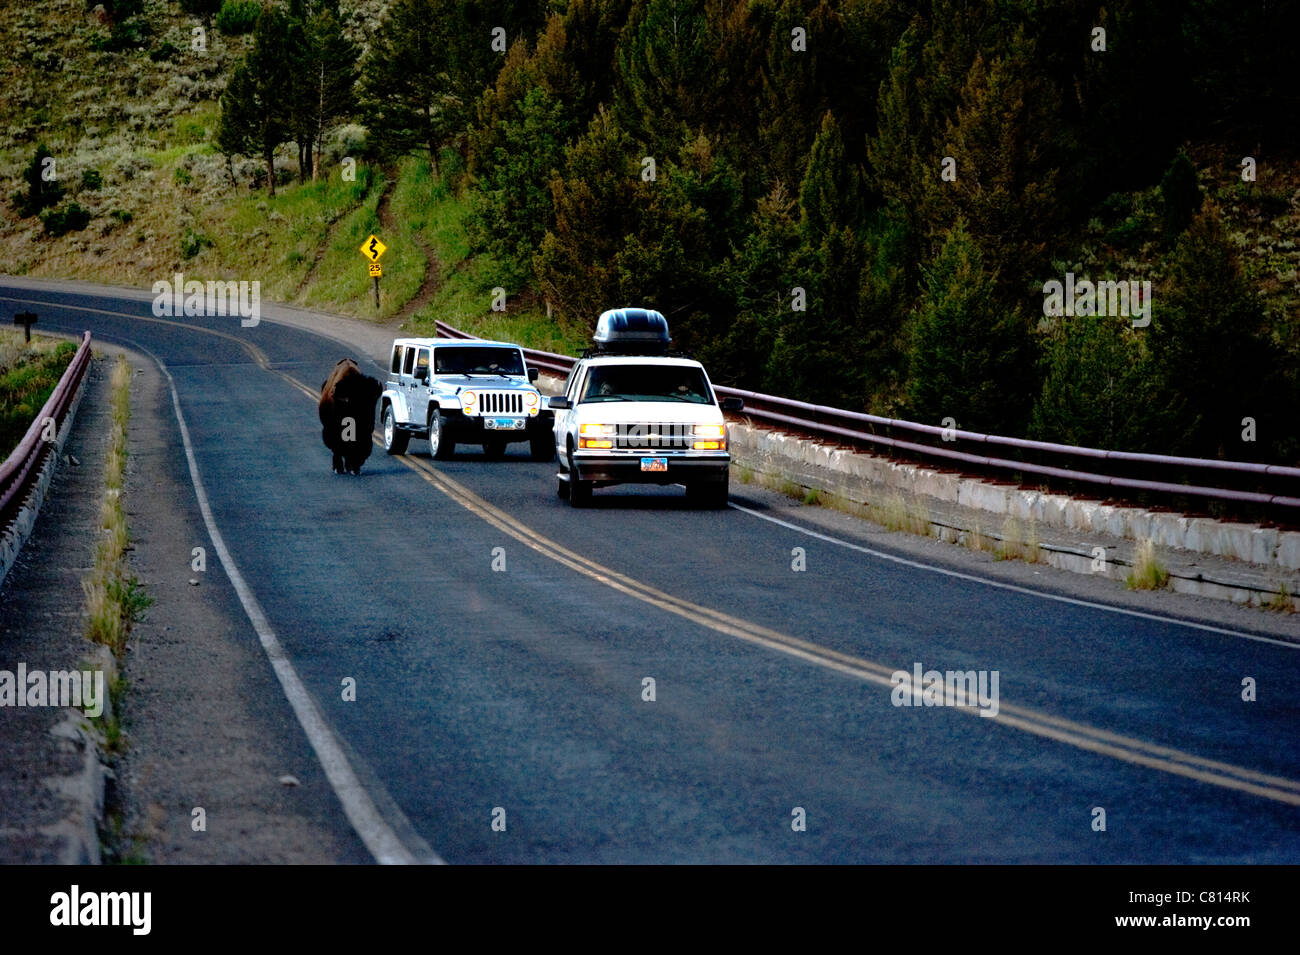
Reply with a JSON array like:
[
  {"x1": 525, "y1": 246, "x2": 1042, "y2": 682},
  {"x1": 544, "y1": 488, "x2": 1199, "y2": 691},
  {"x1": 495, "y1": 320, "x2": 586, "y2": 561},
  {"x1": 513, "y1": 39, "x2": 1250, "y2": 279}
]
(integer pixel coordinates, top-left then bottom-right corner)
[
  {"x1": 383, "y1": 406, "x2": 409, "y2": 455},
  {"x1": 566, "y1": 441, "x2": 591, "y2": 507},
  {"x1": 569, "y1": 477, "x2": 592, "y2": 507},
  {"x1": 428, "y1": 410, "x2": 455, "y2": 460}
]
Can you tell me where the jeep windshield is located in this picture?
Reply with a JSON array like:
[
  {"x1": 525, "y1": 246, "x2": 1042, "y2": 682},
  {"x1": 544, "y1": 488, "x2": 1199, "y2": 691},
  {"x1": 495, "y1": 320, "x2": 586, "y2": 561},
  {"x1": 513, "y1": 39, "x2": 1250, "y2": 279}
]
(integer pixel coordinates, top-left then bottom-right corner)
[
  {"x1": 434, "y1": 346, "x2": 525, "y2": 376},
  {"x1": 582, "y1": 365, "x2": 712, "y2": 403}
]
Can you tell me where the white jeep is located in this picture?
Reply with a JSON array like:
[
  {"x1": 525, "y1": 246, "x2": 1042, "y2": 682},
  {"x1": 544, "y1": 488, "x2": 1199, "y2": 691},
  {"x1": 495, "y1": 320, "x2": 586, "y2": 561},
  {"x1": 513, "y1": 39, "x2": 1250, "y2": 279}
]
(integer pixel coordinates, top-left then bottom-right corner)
[
  {"x1": 549, "y1": 309, "x2": 742, "y2": 507},
  {"x1": 380, "y1": 337, "x2": 552, "y2": 460}
]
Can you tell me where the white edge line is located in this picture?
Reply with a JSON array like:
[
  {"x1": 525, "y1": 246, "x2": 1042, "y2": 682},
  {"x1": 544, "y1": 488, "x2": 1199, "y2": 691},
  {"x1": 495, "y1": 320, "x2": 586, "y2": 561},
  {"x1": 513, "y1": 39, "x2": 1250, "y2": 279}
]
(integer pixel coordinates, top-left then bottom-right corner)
[
  {"x1": 151, "y1": 352, "x2": 442, "y2": 865},
  {"x1": 729, "y1": 503, "x2": 1300, "y2": 650}
]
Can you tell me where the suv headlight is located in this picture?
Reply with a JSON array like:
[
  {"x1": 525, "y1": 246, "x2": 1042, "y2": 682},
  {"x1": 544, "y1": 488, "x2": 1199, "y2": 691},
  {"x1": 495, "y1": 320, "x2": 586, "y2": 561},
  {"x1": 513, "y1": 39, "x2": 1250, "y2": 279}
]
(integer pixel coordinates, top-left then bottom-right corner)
[
  {"x1": 461, "y1": 390, "x2": 477, "y2": 409},
  {"x1": 579, "y1": 422, "x2": 615, "y2": 449},
  {"x1": 692, "y1": 422, "x2": 726, "y2": 450}
]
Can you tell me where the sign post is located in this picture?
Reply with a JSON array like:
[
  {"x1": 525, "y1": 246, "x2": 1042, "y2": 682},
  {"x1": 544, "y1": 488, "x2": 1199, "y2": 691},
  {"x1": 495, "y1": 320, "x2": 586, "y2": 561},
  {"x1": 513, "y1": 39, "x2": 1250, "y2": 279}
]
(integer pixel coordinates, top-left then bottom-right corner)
[
  {"x1": 13, "y1": 311, "x2": 37, "y2": 343},
  {"x1": 359, "y1": 234, "x2": 387, "y2": 310}
]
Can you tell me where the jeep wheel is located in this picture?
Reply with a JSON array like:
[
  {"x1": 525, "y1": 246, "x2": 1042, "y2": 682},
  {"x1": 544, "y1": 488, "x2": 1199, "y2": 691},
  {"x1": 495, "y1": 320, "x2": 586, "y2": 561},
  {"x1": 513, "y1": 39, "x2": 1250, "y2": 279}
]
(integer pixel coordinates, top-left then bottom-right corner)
[
  {"x1": 383, "y1": 406, "x2": 409, "y2": 455},
  {"x1": 482, "y1": 435, "x2": 508, "y2": 459},
  {"x1": 428, "y1": 410, "x2": 455, "y2": 460},
  {"x1": 529, "y1": 429, "x2": 554, "y2": 462}
]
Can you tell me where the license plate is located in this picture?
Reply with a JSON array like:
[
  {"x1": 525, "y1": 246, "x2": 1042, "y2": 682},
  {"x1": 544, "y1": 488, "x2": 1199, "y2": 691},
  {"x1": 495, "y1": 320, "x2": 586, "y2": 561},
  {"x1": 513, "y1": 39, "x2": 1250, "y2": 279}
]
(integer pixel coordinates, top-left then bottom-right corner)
[
  {"x1": 487, "y1": 417, "x2": 524, "y2": 430},
  {"x1": 641, "y1": 457, "x2": 668, "y2": 472}
]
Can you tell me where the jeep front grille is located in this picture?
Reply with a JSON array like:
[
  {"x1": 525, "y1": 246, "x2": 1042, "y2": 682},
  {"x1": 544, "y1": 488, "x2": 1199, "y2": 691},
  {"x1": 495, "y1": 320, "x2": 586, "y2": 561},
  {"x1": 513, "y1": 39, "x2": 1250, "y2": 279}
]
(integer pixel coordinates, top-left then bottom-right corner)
[{"x1": 473, "y1": 391, "x2": 524, "y2": 415}]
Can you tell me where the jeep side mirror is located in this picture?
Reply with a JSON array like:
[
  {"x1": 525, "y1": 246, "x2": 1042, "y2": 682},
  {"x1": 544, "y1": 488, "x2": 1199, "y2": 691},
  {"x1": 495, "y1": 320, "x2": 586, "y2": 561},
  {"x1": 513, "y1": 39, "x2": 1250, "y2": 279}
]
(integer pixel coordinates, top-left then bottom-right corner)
[
  {"x1": 720, "y1": 396, "x2": 743, "y2": 412},
  {"x1": 527, "y1": 366, "x2": 539, "y2": 382},
  {"x1": 548, "y1": 396, "x2": 570, "y2": 410},
  {"x1": 414, "y1": 366, "x2": 429, "y2": 383}
]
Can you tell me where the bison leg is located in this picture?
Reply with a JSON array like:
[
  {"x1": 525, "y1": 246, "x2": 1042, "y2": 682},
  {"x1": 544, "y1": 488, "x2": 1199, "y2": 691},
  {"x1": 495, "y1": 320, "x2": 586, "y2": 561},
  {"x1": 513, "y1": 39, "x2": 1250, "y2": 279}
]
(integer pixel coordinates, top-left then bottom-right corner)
[{"x1": 332, "y1": 451, "x2": 344, "y2": 473}]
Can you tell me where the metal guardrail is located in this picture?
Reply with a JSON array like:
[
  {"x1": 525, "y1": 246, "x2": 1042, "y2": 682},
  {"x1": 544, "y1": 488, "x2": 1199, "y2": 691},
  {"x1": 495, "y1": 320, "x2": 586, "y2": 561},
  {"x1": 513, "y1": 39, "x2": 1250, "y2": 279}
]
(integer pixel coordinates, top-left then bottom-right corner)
[
  {"x1": 434, "y1": 321, "x2": 1300, "y2": 511},
  {"x1": 0, "y1": 331, "x2": 93, "y2": 529}
]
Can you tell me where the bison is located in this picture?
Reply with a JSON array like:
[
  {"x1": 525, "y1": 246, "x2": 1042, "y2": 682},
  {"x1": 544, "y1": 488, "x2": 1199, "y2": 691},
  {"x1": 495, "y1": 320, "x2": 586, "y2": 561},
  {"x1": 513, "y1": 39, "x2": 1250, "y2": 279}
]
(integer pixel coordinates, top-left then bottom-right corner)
[{"x1": 319, "y1": 358, "x2": 382, "y2": 475}]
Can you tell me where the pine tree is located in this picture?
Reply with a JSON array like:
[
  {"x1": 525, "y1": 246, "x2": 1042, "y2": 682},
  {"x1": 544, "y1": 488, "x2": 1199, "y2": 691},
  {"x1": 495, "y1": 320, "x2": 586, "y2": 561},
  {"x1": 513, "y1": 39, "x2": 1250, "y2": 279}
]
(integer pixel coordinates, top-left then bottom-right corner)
[
  {"x1": 1147, "y1": 203, "x2": 1276, "y2": 459},
  {"x1": 798, "y1": 111, "x2": 864, "y2": 242},
  {"x1": 756, "y1": 0, "x2": 840, "y2": 191},
  {"x1": 727, "y1": 181, "x2": 801, "y2": 390},
  {"x1": 302, "y1": 1, "x2": 357, "y2": 180},
  {"x1": 533, "y1": 108, "x2": 645, "y2": 328},
  {"x1": 468, "y1": 84, "x2": 576, "y2": 287},
  {"x1": 217, "y1": 6, "x2": 293, "y2": 195},
  {"x1": 905, "y1": 219, "x2": 1033, "y2": 434},
  {"x1": 614, "y1": 0, "x2": 714, "y2": 152},
  {"x1": 357, "y1": 0, "x2": 462, "y2": 170},
  {"x1": 1030, "y1": 315, "x2": 1153, "y2": 451},
  {"x1": 933, "y1": 31, "x2": 1066, "y2": 295}
]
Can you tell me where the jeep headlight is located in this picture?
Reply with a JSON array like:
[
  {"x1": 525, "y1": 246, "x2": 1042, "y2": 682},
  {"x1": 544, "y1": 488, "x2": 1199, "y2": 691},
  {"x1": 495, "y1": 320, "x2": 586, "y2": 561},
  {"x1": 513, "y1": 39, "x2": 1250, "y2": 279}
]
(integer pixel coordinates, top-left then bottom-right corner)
[
  {"x1": 461, "y1": 390, "x2": 476, "y2": 411},
  {"x1": 579, "y1": 422, "x2": 615, "y2": 449},
  {"x1": 692, "y1": 422, "x2": 725, "y2": 450},
  {"x1": 525, "y1": 391, "x2": 539, "y2": 415}
]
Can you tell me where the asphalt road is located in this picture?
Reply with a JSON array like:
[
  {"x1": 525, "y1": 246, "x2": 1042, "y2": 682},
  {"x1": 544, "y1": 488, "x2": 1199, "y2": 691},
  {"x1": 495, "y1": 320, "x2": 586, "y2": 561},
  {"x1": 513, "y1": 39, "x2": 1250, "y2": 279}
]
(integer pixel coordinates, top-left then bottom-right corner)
[{"x1": 4, "y1": 278, "x2": 1298, "y2": 864}]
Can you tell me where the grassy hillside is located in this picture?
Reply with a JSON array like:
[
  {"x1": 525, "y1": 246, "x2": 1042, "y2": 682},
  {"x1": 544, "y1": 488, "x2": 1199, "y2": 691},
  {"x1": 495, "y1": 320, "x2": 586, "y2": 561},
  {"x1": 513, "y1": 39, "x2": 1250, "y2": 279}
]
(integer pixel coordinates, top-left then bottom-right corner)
[{"x1": 0, "y1": 0, "x2": 584, "y2": 353}]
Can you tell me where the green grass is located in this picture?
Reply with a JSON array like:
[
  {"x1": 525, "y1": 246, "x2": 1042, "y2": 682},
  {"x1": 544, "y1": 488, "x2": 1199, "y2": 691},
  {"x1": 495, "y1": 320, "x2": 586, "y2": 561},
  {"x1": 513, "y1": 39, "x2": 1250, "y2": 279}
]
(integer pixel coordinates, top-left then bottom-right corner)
[
  {"x1": 405, "y1": 166, "x2": 589, "y2": 354},
  {"x1": 1264, "y1": 583, "x2": 1295, "y2": 613},
  {"x1": 205, "y1": 165, "x2": 380, "y2": 304},
  {"x1": 0, "y1": 330, "x2": 76, "y2": 457}
]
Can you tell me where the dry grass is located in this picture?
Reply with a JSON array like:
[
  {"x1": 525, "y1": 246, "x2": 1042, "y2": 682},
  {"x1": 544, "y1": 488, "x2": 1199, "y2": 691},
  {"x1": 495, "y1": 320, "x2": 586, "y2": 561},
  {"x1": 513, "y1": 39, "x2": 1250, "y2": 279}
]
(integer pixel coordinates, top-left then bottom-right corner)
[
  {"x1": 82, "y1": 355, "x2": 151, "y2": 654},
  {"x1": 876, "y1": 492, "x2": 932, "y2": 536},
  {"x1": 994, "y1": 516, "x2": 1041, "y2": 563},
  {"x1": 1126, "y1": 537, "x2": 1170, "y2": 591}
]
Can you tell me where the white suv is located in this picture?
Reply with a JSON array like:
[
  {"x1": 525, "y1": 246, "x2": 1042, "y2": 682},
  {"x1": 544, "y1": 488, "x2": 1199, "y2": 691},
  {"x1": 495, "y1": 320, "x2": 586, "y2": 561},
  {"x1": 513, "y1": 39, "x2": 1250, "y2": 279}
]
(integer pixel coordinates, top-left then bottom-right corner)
[
  {"x1": 549, "y1": 309, "x2": 742, "y2": 507},
  {"x1": 380, "y1": 337, "x2": 552, "y2": 460}
]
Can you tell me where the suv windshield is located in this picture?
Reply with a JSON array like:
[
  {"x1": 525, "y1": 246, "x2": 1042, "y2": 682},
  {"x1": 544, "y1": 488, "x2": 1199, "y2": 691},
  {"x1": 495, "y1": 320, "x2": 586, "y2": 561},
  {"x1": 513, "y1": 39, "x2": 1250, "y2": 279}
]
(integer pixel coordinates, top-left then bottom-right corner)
[
  {"x1": 582, "y1": 365, "x2": 712, "y2": 403},
  {"x1": 435, "y1": 346, "x2": 525, "y2": 376}
]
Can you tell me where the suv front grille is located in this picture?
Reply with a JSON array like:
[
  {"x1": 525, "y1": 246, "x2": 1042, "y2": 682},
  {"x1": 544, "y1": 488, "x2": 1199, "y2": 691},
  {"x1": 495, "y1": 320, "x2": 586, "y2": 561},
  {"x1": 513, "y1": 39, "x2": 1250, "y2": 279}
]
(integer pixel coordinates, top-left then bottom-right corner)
[
  {"x1": 614, "y1": 422, "x2": 693, "y2": 451},
  {"x1": 472, "y1": 391, "x2": 524, "y2": 415}
]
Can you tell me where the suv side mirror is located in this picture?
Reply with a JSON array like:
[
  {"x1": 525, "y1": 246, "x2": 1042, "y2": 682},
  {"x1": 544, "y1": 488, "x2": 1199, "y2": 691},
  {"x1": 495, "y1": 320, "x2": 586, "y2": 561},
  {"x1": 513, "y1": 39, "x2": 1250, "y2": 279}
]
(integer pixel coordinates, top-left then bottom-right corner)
[
  {"x1": 720, "y1": 396, "x2": 743, "y2": 412},
  {"x1": 527, "y1": 366, "x2": 539, "y2": 382},
  {"x1": 414, "y1": 366, "x2": 429, "y2": 383},
  {"x1": 548, "y1": 396, "x2": 571, "y2": 410}
]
